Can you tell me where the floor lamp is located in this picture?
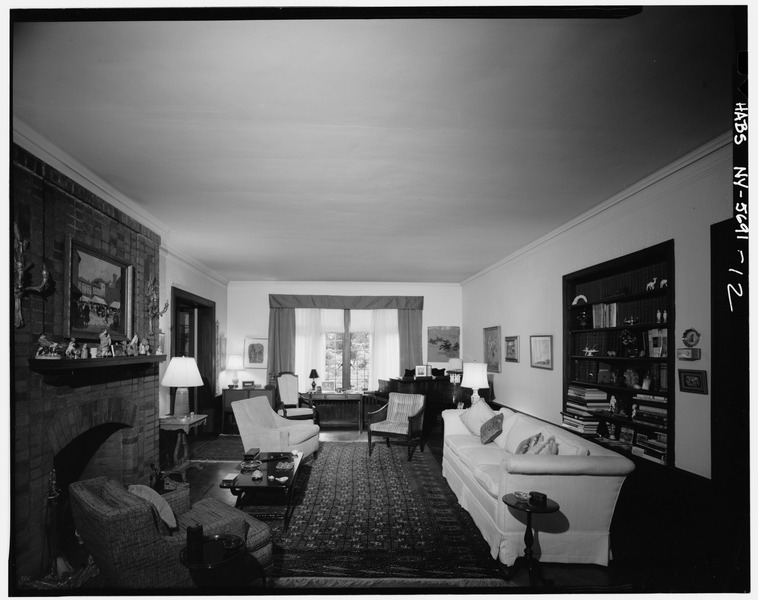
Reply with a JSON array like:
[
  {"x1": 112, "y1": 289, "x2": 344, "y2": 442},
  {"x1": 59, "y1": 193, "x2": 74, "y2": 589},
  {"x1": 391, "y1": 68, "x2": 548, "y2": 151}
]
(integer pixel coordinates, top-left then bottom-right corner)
[{"x1": 162, "y1": 356, "x2": 203, "y2": 417}]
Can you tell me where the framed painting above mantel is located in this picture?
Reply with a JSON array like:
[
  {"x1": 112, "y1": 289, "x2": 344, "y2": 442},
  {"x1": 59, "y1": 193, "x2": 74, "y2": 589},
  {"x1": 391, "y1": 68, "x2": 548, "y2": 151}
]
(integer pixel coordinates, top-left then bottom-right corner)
[{"x1": 63, "y1": 238, "x2": 133, "y2": 342}]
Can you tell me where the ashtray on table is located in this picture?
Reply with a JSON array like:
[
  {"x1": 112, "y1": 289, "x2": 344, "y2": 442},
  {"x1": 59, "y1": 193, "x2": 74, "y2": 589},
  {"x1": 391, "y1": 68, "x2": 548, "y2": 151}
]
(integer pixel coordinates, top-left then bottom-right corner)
[
  {"x1": 513, "y1": 491, "x2": 531, "y2": 502},
  {"x1": 240, "y1": 459, "x2": 262, "y2": 473}
]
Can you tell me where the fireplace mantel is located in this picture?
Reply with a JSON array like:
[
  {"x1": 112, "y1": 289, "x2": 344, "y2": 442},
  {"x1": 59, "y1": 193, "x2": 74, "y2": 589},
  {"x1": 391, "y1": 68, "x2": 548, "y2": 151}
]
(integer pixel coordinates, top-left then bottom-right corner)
[{"x1": 28, "y1": 354, "x2": 166, "y2": 386}]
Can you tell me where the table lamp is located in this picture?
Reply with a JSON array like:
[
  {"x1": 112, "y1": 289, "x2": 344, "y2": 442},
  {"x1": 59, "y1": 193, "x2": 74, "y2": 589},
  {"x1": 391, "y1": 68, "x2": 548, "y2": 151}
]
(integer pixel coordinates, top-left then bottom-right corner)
[
  {"x1": 309, "y1": 369, "x2": 319, "y2": 392},
  {"x1": 162, "y1": 356, "x2": 203, "y2": 417},
  {"x1": 461, "y1": 362, "x2": 489, "y2": 404},
  {"x1": 226, "y1": 354, "x2": 244, "y2": 388}
]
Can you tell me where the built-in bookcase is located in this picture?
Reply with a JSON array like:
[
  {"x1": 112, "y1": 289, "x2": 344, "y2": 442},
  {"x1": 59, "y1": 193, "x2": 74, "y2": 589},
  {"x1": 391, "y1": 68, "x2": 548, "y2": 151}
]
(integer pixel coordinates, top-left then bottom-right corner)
[{"x1": 562, "y1": 240, "x2": 675, "y2": 467}]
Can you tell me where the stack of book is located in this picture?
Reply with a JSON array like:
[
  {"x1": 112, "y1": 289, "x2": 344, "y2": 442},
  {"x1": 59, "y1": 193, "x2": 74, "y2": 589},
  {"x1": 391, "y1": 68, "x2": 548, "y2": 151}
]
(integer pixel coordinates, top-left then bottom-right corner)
[
  {"x1": 633, "y1": 403, "x2": 668, "y2": 429},
  {"x1": 632, "y1": 432, "x2": 668, "y2": 464},
  {"x1": 561, "y1": 411, "x2": 599, "y2": 434},
  {"x1": 592, "y1": 302, "x2": 618, "y2": 328},
  {"x1": 567, "y1": 385, "x2": 610, "y2": 411}
]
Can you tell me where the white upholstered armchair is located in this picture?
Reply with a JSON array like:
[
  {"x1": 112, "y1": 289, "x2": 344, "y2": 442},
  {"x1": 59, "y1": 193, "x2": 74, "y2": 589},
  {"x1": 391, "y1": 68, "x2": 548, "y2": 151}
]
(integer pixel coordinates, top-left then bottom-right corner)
[{"x1": 232, "y1": 395, "x2": 320, "y2": 459}]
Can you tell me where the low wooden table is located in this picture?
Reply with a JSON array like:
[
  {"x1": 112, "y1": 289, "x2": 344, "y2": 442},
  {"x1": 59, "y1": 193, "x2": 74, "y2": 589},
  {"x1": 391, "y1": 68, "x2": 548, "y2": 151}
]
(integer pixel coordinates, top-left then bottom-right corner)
[
  {"x1": 502, "y1": 493, "x2": 561, "y2": 586},
  {"x1": 220, "y1": 451, "x2": 303, "y2": 531},
  {"x1": 159, "y1": 414, "x2": 207, "y2": 480}
]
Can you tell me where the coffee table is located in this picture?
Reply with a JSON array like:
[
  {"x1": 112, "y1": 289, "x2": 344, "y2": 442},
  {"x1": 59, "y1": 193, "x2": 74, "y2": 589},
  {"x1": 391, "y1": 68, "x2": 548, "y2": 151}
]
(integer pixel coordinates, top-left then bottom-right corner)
[{"x1": 220, "y1": 451, "x2": 303, "y2": 531}]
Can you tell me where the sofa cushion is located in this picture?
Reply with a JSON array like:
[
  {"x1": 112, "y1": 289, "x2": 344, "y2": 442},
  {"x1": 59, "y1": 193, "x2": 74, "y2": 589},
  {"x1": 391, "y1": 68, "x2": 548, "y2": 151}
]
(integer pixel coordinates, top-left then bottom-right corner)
[
  {"x1": 480, "y1": 413, "x2": 504, "y2": 444},
  {"x1": 458, "y1": 444, "x2": 511, "y2": 474},
  {"x1": 460, "y1": 401, "x2": 497, "y2": 435},
  {"x1": 128, "y1": 484, "x2": 177, "y2": 530},
  {"x1": 493, "y1": 412, "x2": 519, "y2": 449},
  {"x1": 515, "y1": 432, "x2": 543, "y2": 454},
  {"x1": 526, "y1": 434, "x2": 559, "y2": 455},
  {"x1": 444, "y1": 433, "x2": 483, "y2": 458},
  {"x1": 504, "y1": 415, "x2": 543, "y2": 453}
]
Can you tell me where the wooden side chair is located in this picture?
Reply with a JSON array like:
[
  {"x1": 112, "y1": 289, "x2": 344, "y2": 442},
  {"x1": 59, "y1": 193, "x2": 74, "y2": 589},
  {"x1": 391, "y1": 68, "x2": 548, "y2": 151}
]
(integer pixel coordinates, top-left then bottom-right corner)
[
  {"x1": 367, "y1": 392, "x2": 426, "y2": 461},
  {"x1": 275, "y1": 371, "x2": 319, "y2": 424}
]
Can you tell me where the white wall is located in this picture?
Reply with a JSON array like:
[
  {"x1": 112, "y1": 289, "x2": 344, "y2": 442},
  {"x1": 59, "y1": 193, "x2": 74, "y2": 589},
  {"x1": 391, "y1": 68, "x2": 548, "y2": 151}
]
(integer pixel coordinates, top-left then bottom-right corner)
[
  {"x1": 461, "y1": 134, "x2": 732, "y2": 479},
  {"x1": 226, "y1": 281, "x2": 462, "y2": 387},
  {"x1": 158, "y1": 247, "x2": 229, "y2": 415}
]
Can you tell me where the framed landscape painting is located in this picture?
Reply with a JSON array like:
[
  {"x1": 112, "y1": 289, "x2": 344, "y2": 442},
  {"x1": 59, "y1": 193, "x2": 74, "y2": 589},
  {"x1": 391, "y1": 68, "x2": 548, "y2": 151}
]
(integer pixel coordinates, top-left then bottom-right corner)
[
  {"x1": 427, "y1": 326, "x2": 460, "y2": 361},
  {"x1": 243, "y1": 337, "x2": 268, "y2": 369},
  {"x1": 483, "y1": 326, "x2": 501, "y2": 373},
  {"x1": 64, "y1": 238, "x2": 133, "y2": 341},
  {"x1": 530, "y1": 335, "x2": 553, "y2": 369}
]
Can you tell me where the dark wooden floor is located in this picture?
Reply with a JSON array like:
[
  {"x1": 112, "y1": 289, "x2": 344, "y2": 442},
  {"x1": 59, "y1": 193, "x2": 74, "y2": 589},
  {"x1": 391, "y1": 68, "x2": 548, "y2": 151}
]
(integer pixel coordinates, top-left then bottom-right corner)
[{"x1": 185, "y1": 421, "x2": 637, "y2": 591}]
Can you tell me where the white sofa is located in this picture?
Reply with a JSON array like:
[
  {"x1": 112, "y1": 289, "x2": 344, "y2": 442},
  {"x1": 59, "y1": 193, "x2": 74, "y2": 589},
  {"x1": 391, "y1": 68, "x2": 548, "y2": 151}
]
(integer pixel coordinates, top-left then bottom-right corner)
[{"x1": 442, "y1": 403, "x2": 634, "y2": 567}]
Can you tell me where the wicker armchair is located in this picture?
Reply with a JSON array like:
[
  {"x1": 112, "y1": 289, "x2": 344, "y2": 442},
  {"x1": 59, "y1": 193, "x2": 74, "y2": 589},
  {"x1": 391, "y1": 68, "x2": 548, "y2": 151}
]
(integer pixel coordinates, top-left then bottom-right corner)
[
  {"x1": 368, "y1": 392, "x2": 426, "y2": 461},
  {"x1": 69, "y1": 476, "x2": 273, "y2": 590}
]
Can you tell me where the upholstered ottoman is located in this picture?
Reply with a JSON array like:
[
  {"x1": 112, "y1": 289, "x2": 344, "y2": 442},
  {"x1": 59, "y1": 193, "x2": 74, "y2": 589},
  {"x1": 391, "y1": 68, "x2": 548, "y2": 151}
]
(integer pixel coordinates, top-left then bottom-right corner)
[{"x1": 185, "y1": 499, "x2": 274, "y2": 574}]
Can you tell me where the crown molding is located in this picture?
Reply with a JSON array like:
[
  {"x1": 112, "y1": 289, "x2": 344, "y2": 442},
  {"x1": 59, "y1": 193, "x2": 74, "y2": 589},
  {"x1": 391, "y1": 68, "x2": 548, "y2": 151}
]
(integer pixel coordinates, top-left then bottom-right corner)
[
  {"x1": 161, "y1": 245, "x2": 231, "y2": 287},
  {"x1": 13, "y1": 117, "x2": 174, "y2": 239},
  {"x1": 462, "y1": 131, "x2": 733, "y2": 285}
]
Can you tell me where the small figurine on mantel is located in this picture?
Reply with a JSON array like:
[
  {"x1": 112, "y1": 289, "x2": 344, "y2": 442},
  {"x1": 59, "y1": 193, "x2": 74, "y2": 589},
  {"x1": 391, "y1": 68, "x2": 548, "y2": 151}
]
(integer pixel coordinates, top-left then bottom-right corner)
[
  {"x1": 36, "y1": 333, "x2": 62, "y2": 357},
  {"x1": 81, "y1": 343, "x2": 89, "y2": 358},
  {"x1": 65, "y1": 338, "x2": 80, "y2": 359},
  {"x1": 98, "y1": 329, "x2": 112, "y2": 357},
  {"x1": 139, "y1": 337, "x2": 151, "y2": 355},
  {"x1": 125, "y1": 334, "x2": 139, "y2": 356}
]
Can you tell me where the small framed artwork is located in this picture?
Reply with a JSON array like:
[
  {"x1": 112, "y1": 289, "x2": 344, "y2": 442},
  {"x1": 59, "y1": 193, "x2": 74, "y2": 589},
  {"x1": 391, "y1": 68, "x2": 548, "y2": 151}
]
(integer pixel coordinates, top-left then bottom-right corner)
[
  {"x1": 243, "y1": 337, "x2": 268, "y2": 369},
  {"x1": 504, "y1": 336, "x2": 519, "y2": 363},
  {"x1": 483, "y1": 326, "x2": 502, "y2": 373},
  {"x1": 63, "y1": 237, "x2": 134, "y2": 341},
  {"x1": 415, "y1": 365, "x2": 431, "y2": 377},
  {"x1": 679, "y1": 369, "x2": 708, "y2": 394},
  {"x1": 530, "y1": 335, "x2": 553, "y2": 370}
]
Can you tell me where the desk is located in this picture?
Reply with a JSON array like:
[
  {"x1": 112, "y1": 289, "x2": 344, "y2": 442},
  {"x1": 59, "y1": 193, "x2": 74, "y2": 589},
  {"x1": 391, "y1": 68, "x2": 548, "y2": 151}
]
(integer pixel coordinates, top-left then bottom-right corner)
[
  {"x1": 159, "y1": 414, "x2": 207, "y2": 480},
  {"x1": 502, "y1": 493, "x2": 561, "y2": 586},
  {"x1": 306, "y1": 393, "x2": 363, "y2": 431}
]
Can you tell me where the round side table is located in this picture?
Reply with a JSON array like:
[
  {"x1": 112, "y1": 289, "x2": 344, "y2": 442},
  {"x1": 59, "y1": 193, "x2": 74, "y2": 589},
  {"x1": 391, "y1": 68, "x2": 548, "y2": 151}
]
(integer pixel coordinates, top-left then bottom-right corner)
[{"x1": 502, "y1": 493, "x2": 560, "y2": 586}]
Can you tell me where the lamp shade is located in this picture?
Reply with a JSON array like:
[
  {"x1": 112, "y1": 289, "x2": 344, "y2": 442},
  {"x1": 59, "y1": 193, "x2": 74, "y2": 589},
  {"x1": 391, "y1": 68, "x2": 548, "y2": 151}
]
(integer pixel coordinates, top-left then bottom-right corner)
[
  {"x1": 461, "y1": 362, "x2": 489, "y2": 391},
  {"x1": 309, "y1": 369, "x2": 319, "y2": 379},
  {"x1": 162, "y1": 356, "x2": 204, "y2": 388},
  {"x1": 447, "y1": 358, "x2": 463, "y2": 371},
  {"x1": 226, "y1": 354, "x2": 244, "y2": 372}
]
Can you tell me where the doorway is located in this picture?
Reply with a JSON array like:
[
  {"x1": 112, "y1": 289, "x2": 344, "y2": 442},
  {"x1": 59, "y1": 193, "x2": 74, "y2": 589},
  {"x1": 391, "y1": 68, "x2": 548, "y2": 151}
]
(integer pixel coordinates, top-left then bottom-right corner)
[{"x1": 170, "y1": 287, "x2": 218, "y2": 431}]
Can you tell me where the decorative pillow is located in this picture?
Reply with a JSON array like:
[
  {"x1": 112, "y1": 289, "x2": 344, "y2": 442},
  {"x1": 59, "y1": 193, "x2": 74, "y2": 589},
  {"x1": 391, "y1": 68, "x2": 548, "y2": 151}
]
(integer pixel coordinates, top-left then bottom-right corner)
[
  {"x1": 546, "y1": 429, "x2": 590, "y2": 456},
  {"x1": 480, "y1": 413, "x2": 504, "y2": 444},
  {"x1": 431, "y1": 367, "x2": 446, "y2": 378},
  {"x1": 404, "y1": 369, "x2": 416, "y2": 378},
  {"x1": 527, "y1": 435, "x2": 559, "y2": 455},
  {"x1": 128, "y1": 484, "x2": 177, "y2": 530},
  {"x1": 460, "y1": 400, "x2": 497, "y2": 435},
  {"x1": 504, "y1": 415, "x2": 542, "y2": 454},
  {"x1": 516, "y1": 432, "x2": 543, "y2": 454}
]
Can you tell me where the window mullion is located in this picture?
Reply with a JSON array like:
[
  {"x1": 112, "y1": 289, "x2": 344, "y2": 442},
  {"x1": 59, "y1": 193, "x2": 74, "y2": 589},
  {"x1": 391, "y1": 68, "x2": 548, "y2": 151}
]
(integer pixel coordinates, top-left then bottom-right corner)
[{"x1": 343, "y1": 309, "x2": 351, "y2": 390}]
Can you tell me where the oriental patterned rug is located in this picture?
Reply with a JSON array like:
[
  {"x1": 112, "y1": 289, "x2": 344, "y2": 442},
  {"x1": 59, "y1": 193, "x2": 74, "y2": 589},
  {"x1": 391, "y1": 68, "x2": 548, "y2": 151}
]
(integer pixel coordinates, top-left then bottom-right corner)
[{"x1": 252, "y1": 442, "x2": 508, "y2": 588}]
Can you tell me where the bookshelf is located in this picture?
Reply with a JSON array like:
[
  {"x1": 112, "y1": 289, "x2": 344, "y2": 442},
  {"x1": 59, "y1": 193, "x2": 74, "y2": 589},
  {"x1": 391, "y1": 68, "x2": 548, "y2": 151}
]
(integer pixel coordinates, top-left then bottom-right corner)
[{"x1": 562, "y1": 241, "x2": 675, "y2": 466}]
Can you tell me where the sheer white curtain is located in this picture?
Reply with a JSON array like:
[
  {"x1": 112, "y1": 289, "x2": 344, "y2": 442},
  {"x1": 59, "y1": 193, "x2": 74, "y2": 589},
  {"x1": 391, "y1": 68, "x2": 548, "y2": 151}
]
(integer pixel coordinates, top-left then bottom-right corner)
[
  {"x1": 371, "y1": 309, "x2": 399, "y2": 390},
  {"x1": 295, "y1": 309, "x2": 323, "y2": 393}
]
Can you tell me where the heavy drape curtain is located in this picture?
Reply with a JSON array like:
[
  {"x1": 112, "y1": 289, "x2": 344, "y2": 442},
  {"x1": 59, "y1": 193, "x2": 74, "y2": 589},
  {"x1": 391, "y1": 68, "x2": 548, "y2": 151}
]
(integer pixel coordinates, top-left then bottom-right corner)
[{"x1": 268, "y1": 295, "x2": 423, "y2": 385}]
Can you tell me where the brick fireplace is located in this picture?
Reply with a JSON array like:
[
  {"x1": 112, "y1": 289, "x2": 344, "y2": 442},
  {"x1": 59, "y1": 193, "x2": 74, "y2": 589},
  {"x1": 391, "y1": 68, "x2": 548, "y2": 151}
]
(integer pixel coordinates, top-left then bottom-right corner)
[{"x1": 12, "y1": 144, "x2": 163, "y2": 582}]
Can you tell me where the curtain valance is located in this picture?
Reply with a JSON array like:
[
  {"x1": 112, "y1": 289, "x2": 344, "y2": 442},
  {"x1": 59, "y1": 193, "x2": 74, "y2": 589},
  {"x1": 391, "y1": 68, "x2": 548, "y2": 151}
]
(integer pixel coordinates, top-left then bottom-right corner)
[{"x1": 269, "y1": 294, "x2": 423, "y2": 311}]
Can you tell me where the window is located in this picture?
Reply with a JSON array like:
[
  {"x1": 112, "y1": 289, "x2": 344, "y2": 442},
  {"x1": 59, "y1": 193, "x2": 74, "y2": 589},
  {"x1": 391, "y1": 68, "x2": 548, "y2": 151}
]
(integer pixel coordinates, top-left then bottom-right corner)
[{"x1": 295, "y1": 308, "x2": 398, "y2": 392}]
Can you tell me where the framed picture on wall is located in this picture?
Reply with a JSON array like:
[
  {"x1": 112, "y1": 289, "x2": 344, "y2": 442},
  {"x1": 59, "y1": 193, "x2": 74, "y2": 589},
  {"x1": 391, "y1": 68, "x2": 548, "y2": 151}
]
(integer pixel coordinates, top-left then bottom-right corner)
[
  {"x1": 483, "y1": 326, "x2": 501, "y2": 373},
  {"x1": 504, "y1": 336, "x2": 519, "y2": 363},
  {"x1": 243, "y1": 337, "x2": 268, "y2": 369},
  {"x1": 678, "y1": 369, "x2": 708, "y2": 394},
  {"x1": 530, "y1": 335, "x2": 553, "y2": 370},
  {"x1": 63, "y1": 237, "x2": 133, "y2": 341}
]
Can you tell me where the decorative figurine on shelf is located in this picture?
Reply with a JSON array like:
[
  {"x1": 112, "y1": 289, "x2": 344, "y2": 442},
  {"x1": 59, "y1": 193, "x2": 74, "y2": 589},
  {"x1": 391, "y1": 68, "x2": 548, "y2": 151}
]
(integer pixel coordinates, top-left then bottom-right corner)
[
  {"x1": 81, "y1": 343, "x2": 89, "y2": 358},
  {"x1": 659, "y1": 279, "x2": 668, "y2": 288},
  {"x1": 145, "y1": 276, "x2": 169, "y2": 336},
  {"x1": 35, "y1": 333, "x2": 63, "y2": 358},
  {"x1": 620, "y1": 329, "x2": 639, "y2": 357},
  {"x1": 610, "y1": 395, "x2": 618, "y2": 414},
  {"x1": 646, "y1": 277, "x2": 657, "y2": 291},
  {"x1": 139, "y1": 338, "x2": 151, "y2": 355},
  {"x1": 89, "y1": 346, "x2": 98, "y2": 359},
  {"x1": 582, "y1": 345, "x2": 599, "y2": 356},
  {"x1": 125, "y1": 334, "x2": 139, "y2": 356},
  {"x1": 98, "y1": 329, "x2": 112, "y2": 357},
  {"x1": 631, "y1": 404, "x2": 639, "y2": 419},
  {"x1": 14, "y1": 222, "x2": 52, "y2": 329},
  {"x1": 662, "y1": 310, "x2": 668, "y2": 324},
  {"x1": 65, "y1": 338, "x2": 79, "y2": 359}
]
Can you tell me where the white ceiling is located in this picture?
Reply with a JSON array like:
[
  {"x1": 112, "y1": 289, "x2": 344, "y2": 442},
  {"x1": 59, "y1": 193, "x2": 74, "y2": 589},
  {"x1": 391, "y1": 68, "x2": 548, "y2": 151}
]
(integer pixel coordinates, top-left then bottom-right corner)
[{"x1": 11, "y1": 6, "x2": 737, "y2": 283}]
